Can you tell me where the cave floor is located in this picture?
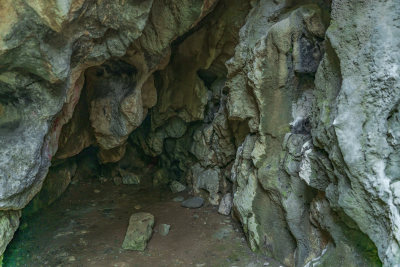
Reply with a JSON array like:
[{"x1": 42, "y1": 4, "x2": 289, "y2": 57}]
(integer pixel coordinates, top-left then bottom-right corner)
[{"x1": 3, "y1": 174, "x2": 281, "y2": 267}]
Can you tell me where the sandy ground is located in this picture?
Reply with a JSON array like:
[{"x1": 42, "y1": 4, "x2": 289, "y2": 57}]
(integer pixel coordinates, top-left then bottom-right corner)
[{"x1": 3, "y1": 175, "x2": 283, "y2": 267}]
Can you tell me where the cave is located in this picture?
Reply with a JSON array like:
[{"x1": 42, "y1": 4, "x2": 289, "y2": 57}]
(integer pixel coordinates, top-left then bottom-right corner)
[{"x1": 1, "y1": 0, "x2": 398, "y2": 266}]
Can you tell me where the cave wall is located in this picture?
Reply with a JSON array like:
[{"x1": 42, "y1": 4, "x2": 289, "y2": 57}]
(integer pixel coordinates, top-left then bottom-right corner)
[{"x1": 1, "y1": 0, "x2": 399, "y2": 266}]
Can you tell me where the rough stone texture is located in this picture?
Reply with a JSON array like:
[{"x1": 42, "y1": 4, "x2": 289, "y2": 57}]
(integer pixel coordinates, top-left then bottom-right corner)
[
  {"x1": 227, "y1": 3, "x2": 329, "y2": 266},
  {"x1": 191, "y1": 164, "x2": 221, "y2": 205},
  {"x1": 1, "y1": 0, "x2": 399, "y2": 266},
  {"x1": 0, "y1": 211, "x2": 20, "y2": 258},
  {"x1": 181, "y1": 197, "x2": 205, "y2": 209},
  {"x1": 24, "y1": 159, "x2": 77, "y2": 216},
  {"x1": 122, "y1": 212, "x2": 154, "y2": 251},
  {"x1": 119, "y1": 169, "x2": 141, "y2": 185},
  {"x1": 0, "y1": 0, "x2": 218, "y2": 256},
  {"x1": 158, "y1": 224, "x2": 170, "y2": 236},
  {"x1": 218, "y1": 193, "x2": 232, "y2": 216},
  {"x1": 308, "y1": 1, "x2": 400, "y2": 265},
  {"x1": 170, "y1": 181, "x2": 186, "y2": 193}
]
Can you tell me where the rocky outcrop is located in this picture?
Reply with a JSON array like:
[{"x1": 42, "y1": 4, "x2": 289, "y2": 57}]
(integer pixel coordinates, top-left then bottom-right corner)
[
  {"x1": 227, "y1": 0, "x2": 398, "y2": 266},
  {"x1": 309, "y1": 1, "x2": 400, "y2": 265},
  {"x1": 0, "y1": 0, "x2": 218, "y2": 258},
  {"x1": 1, "y1": 0, "x2": 399, "y2": 266}
]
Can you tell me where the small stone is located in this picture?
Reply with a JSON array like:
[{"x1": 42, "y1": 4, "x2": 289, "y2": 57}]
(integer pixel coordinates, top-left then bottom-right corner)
[
  {"x1": 119, "y1": 169, "x2": 140, "y2": 185},
  {"x1": 99, "y1": 176, "x2": 108, "y2": 183},
  {"x1": 193, "y1": 214, "x2": 199, "y2": 219},
  {"x1": 181, "y1": 197, "x2": 204, "y2": 209},
  {"x1": 158, "y1": 224, "x2": 170, "y2": 236},
  {"x1": 68, "y1": 256, "x2": 76, "y2": 262},
  {"x1": 134, "y1": 205, "x2": 141, "y2": 210},
  {"x1": 94, "y1": 189, "x2": 101, "y2": 194},
  {"x1": 173, "y1": 196, "x2": 184, "y2": 202},
  {"x1": 122, "y1": 212, "x2": 154, "y2": 251},
  {"x1": 170, "y1": 181, "x2": 186, "y2": 193},
  {"x1": 218, "y1": 193, "x2": 233, "y2": 216},
  {"x1": 263, "y1": 262, "x2": 270, "y2": 266}
]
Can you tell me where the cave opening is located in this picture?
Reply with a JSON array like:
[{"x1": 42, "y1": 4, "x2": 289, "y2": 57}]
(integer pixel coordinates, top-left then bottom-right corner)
[
  {"x1": 1, "y1": 0, "x2": 389, "y2": 266},
  {"x1": 2, "y1": 47, "x2": 267, "y2": 266}
]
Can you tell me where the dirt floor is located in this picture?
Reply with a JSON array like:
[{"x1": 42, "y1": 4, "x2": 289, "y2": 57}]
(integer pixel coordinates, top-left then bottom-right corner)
[{"x1": 3, "y1": 173, "x2": 283, "y2": 267}]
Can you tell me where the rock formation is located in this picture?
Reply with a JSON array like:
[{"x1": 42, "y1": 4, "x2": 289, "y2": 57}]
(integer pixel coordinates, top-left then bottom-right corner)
[{"x1": 1, "y1": 0, "x2": 399, "y2": 266}]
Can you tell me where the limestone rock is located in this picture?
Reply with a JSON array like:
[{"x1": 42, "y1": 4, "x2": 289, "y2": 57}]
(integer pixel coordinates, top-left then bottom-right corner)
[
  {"x1": 228, "y1": 4, "x2": 327, "y2": 266},
  {"x1": 218, "y1": 193, "x2": 232, "y2": 216},
  {"x1": 152, "y1": 169, "x2": 170, "y2": 187},
  {"x1": 0, "y1": 210, "x2": 21, "y2": 258},
  {"x1": 0, "y1": 0, "x2": 216, "y2": 211},
  {"x1": 191, "y1": 164, "x2": 220, "y2": 205},
  {"x1": 24, "y1": 159, "x2": 77, "y2": 216},
  {"x1": 158, "y1": 224, "x2": 170, "y2": 236},
  {"x1": 122, "y1": 212, "x2": 154, "y2": 251},
  {"x1": 173, "y1": 196, "x2": 185, "y2": 202},
  {"x1": 170, "y1": 181, "x2": 186, "y2": 193},
  {"x1": 119, "y1": 169, "x2": 141, "y2": 185},
  {"x1": 97, "y1": 145, "x2": 127, "y2": 164},
  {"x1": 181, "y1": 197, "x2": 204, "y2": 209},
  {"x1": 86, "y1": 61, "x2": 144, "y2": 150}
]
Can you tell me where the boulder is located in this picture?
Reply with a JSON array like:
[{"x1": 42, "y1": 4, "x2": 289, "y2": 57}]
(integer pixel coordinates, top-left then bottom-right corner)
[{"x1": 122, "y1": 212, "x2": 154, "y2": 251}]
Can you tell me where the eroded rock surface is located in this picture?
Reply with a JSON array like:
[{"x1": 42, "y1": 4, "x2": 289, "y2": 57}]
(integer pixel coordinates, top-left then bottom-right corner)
[
  {"x1": 122, "y1": 212, "x2": 155, "y2": 251},
  {"x1": 1, "y1": 0, "x2": 399, "y2": 266}
]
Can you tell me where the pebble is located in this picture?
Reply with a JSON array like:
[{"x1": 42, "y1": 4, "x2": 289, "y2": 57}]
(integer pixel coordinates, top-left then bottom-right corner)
[
  {"x1": 94, "y1": 189, "x2": 101, "y2": 194},
  {"x1": 181, "y1": 197, "x2": 204, "y2": 209},
  {"x1": 68, "y1": 256, "x2": 76, "y2": 262},
  {"x1": 173, "y1": 196, "x2": 185, "y2": 202},
  {"x1": 134, "y1": 205, "x2": 141, "y2": 210},
  {"x1": 99, "y1": 176, "x2": 108, "y2": 183},
  {"x1": 159, "y1": 224, "x2": 171, "y2": 236}
]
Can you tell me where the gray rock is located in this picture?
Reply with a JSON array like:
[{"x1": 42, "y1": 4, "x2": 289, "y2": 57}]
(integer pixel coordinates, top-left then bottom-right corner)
[
  {"x1": 191, "y1": 164, "x2": 220, "y2": 205},
  {"x1": 181, "y1": 197, "x2": 204, "y2": 209},
  {"x1": 0, "y1": 210, "x2": 21, "y2": 257},
  {"x1": 0, "y1": 0, "x2": 216, "y2": 255},
  {"x1": 218, "y1": 193, "x2": 232, "y2": 216},
  {"x1": 170, "y1": 181, "x2": 186, "y2": 193},
  {"x1": 173, "y1": 196, "x2": 185, "y2": 202},
  {"x1": 119, "y1": 169, "x2": 140, "y2": 185},
  {"x1": 158, "y1": 224, "x2": 170, "y2": 236},
  {"x1": 122, "y1": 212, "x2": 154, "y2": 251}
]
